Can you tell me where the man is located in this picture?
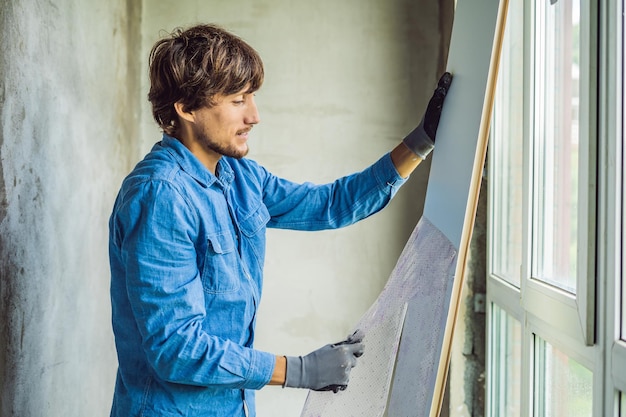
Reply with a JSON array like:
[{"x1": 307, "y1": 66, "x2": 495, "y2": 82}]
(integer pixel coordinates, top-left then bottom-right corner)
[{"x1": 109, "y1": 23, "x2": 452, "y2": 417}]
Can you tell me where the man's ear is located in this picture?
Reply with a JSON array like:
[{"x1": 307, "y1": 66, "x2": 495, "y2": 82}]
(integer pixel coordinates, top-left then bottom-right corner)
[{"x1": 174, "y1": 102, "x2": 195, "y2": 124}]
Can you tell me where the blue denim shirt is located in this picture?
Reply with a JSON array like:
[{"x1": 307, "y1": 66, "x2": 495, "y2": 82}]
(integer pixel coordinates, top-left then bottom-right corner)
[{"x1": 109, "y1": 134, "x2": 406, "y2": 417}]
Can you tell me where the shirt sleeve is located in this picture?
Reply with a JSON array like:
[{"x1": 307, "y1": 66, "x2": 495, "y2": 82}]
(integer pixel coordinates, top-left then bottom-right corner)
[
  {"x1": 262, "y1": 152, "x2": 407, "y2": 230},
  {"x1": 115, "y1": 179, "x2": 275, "y2": 389}
]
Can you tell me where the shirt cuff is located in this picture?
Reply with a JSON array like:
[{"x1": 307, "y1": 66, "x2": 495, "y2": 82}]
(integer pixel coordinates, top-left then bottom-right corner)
[
  {"x1": 373, "y1": 152, "x2": 408, "y2": 191},
  {"x1": 244, "y1": 350, "x2": 276, "y2": 390}
]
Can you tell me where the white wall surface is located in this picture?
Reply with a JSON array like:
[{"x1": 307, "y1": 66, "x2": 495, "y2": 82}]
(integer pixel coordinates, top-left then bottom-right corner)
[
  {"x1": 140, "y1": 2, "x2": 448, "y2": 415},
  {"x1": 0, "y1": 0, "x2": 448, "y2": 416},
  {"x1": 0, "y1": 0, "x2": 141, "y2": 415}
]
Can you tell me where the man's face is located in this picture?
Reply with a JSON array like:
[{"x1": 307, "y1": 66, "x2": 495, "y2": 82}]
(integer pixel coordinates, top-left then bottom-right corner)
[{"x1": 190, "y1": 87, "x2": 260, "y2": 159}]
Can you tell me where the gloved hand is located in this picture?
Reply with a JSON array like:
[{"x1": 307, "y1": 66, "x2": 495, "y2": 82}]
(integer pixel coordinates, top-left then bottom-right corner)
[
  {"x1": 284, "y1": 332, "x2": 365, "y2": 393},
  {"x1": 402, "y1": 72, "x2": 453, "y2": 160}
]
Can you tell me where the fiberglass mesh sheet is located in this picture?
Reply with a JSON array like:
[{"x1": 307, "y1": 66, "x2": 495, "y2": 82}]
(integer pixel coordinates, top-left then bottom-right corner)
[{"x1": 300, "y1": 216, "x2": 457, "y2": 417}]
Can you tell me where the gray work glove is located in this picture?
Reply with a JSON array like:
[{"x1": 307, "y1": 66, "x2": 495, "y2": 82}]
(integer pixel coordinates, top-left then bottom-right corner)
[
  {"x1": 284, "y1": 332, "x2": 364, "y2": 393},
  {"x1": 402, "y1": 72, "x2": 453, "y2": 160}
]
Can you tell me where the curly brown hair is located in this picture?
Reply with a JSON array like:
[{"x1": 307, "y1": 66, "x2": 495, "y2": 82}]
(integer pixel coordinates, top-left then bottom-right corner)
[{"x1": 148, "y1": 24, "x2": 264, "y2": 137}]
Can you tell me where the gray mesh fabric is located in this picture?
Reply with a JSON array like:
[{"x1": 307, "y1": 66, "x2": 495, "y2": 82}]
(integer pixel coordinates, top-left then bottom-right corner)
[{"x1": 300, "y1": 216, "x2": 457, "y2": 417}]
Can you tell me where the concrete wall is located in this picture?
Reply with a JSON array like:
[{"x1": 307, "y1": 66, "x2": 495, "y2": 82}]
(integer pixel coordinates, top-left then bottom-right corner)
[
  {"x1": 0, "y1": 0, "x2": 141, "y2": 415},
  {"x1": 449, "y1": 180, "x2": 487, "y2": 417},
  {"x1": 0, "y1": 1, "x2": 451, "y2": 416}
]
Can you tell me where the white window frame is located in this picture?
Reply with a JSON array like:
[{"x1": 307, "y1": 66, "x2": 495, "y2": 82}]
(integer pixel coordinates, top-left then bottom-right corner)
[
  {"x1": 484, "y1": 0, "x2": 626, "y2": 415},
  {"x1": 521, "y1": 0, "x2": 597, "y2": 347},
  {"x1": 601, "y1": 0, "x2": 626, "y2": 413}
]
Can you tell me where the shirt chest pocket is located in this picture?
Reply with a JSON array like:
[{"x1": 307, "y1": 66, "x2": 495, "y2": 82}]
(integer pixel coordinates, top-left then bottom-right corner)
[
  {"x1": 202, "y1": 232, "x2": 241, "y2": 294},
  {"x1": 238, "y1": 203, "x2": 270, "y2": 238},
  {"x1": 237, "y1": 203, "x2": 270, "y2": 265}
]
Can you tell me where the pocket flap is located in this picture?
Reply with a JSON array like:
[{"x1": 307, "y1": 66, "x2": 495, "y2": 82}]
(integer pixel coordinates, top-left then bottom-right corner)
[
  {"x1": 207, "y1": 232, "x2": 235, "y2": 254},
  {"x1": 238, "y1": 204, "x2": 270, "y2": 237}
]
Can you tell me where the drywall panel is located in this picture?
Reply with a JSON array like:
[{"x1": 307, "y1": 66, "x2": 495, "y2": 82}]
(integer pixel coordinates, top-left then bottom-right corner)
[
  {"x1": 300, "y1": 217, "x2": 457, "y2": 417},
  {"x1": 423, "y1": 0, "x2": 500, "y2": 247},
  {"x1": 391, "y1": 0, "x2": 506, "y2": 414}
]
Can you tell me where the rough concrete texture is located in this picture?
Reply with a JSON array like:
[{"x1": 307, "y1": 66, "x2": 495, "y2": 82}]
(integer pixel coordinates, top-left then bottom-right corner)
[
  {"x1": 450, "y1": 173, "x2": 487, "y2": 417},
  {"x1": 0, "y1": 1, "x2": 454, "y2": 416},
  {"x1": 463, "y1": 176, "x2": 487, "y2": 416},
  {"x1": 0, "y1": 0, "x2": 141, "y2": 415}
]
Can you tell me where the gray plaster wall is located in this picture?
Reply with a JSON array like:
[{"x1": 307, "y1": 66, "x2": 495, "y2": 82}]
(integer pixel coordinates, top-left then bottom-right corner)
[
  {"x1": 0, "y1": 1, "x2": 452, "y2": 416},
  {"x1": 0, "y1": 0, "x2": 141, "y2": 415}
]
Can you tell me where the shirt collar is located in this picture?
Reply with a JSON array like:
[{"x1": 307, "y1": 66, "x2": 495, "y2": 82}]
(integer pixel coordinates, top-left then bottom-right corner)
[{"x1": 160, "y1": 134, "x2": 234, "y2": 188}]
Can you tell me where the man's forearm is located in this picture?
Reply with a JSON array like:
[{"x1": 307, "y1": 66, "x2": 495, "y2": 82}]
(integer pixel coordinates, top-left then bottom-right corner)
[
  {"x1": 268, "y1": 355, "x2": 287, "y2": 385},
  {"x1": 390, "y1": 141, "x2": 424, "y2": 178}
]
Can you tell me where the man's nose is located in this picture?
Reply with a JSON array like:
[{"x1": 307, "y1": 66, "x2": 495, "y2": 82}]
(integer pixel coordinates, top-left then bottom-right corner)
[{"x1": 246, "y1": 96, "x2": 260, "y2": 125}]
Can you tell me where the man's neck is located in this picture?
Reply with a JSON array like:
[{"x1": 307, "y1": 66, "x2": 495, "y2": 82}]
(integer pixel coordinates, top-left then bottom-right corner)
[{"x1": 176, "y1": 133, "x2": 221, "y2": 175}]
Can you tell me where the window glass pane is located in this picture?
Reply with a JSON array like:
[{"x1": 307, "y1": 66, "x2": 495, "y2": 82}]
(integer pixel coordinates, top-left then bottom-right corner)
[
  {"x1": 621, "y1": 391, "x2": 625, "y2": 416},
  {"x1": 489, "y1": 304, "x2": 522, "y2": 417},
  {"x1": 533, "y1": 336, "x2": 593, "y2": 417},
  {"x1": 490, "y1": 0, "x2": 524, "y2": 287},
  {"x1": 532, "y1": 0, "x2": 580, "y2": 293}
]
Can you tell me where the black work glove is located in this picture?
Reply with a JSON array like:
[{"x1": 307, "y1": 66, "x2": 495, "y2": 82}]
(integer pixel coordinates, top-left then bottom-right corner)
[
  {"x1": 284, "y1": 332, "x2": 364, "y2": 393},
  {"x1": 402, "y1": 72, "x2": 453, "y2": 159}
]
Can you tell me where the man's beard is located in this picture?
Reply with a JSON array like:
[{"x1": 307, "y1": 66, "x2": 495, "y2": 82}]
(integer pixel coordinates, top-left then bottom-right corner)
[{"x1": 197, "y1": 130, "x2": 249, "y2": 159}]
